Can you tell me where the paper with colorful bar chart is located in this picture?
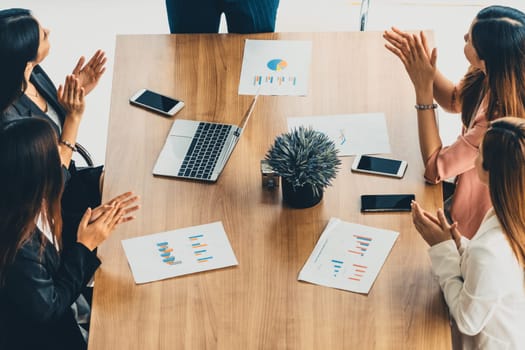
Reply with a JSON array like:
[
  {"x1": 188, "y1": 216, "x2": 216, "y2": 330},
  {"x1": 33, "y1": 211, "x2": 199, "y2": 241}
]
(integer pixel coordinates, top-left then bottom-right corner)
[
  {"x1": 298, "y1": 218, "x2": 399, "y2": 294},
  {"x1": 121, "y1": 222, "x2": 238, "y2": 284},
  {"x1": 287, "y1": 113, "x2": 391, "y2": 156},
  {"x1": 238, "y1": 39, "x2": 312, "y2": 96}
]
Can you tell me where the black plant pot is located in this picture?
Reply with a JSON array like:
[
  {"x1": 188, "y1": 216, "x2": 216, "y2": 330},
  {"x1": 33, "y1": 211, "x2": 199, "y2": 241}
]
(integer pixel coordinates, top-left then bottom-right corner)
[{"x1": 281, "y1": 180, "x2": 323, "y2": 208}]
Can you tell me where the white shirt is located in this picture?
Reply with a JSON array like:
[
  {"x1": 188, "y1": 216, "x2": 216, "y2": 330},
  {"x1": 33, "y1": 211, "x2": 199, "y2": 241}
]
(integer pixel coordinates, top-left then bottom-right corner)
[
  {"x1": 429, "y1": 209, "x2": 525, "y2": 349},
  {"x1": 36, "y1": 214, "x2": 59, "y2": 251},
  {"x1": 45, "y1": 102, "x2": 62, "y2": 133}
]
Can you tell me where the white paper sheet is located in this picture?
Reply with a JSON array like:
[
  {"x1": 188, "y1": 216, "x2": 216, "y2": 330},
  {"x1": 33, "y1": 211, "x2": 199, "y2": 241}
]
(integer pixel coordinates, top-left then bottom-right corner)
[
  {"x1": 238, "y1": 39, "x2": 312, "y2": 96},
  {"x1": 122, "y1": 222, "x2": 238, "y2": 284},
  {"x1": 298, "y1": 218, "x2": 399, "y2": 294},
  {"x1": 287, "y1": 113, "x2": 391, "y2": 156}
]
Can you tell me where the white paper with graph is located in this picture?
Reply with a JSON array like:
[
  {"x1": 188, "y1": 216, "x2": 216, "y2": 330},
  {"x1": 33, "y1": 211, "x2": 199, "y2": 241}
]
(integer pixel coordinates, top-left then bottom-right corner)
[
  {"x1": 121, "y1": 221, "x2": 238, "y2": 284},
  {"x1": 298, "y1": 218, "x2": 399, "y2": 294},
  {"x1": 238, "y1": 39, "x2": 312, "y2": 96}
]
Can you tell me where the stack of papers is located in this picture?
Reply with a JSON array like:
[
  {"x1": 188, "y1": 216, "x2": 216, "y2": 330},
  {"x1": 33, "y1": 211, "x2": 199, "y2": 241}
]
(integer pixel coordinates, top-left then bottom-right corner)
[
  {"x1": 298, "y1": 218, "x2": 399, "y2": 294},
  {"x1": 122, "y1": 222, "x2": 238, "y2": 284}
]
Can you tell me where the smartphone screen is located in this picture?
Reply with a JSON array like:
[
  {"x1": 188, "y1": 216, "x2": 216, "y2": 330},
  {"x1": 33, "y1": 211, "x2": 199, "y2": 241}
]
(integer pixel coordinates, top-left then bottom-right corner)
[
  {"x1": 134, "y1": 90, "x2": 180, "y2": 113},
  {"x1": 357, "y1": 155, "x2": 402, "y2": 175},
  {"x1": 361, "y1": 194, "x2": 415, "y2": 212}
]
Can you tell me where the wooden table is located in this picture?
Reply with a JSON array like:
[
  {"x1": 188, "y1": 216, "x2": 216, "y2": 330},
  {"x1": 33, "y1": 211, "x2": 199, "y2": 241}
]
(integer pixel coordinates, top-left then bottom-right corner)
[{"x1": 89, "y1": 32, "x2": 450, "y2": 349}]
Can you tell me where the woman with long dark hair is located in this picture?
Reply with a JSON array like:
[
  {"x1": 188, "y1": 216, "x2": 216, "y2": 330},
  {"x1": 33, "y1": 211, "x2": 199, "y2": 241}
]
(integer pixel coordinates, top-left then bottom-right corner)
[
  {"x1": 383, "y1": 5, "x2": 525, "y2": 238},
  {"x1": 0, "y1": 118, "x2": 139, "y2": 349},
  {"x1": 411, "y1": 117, "x2": 525, "y2": 348},
  {"x1": 0, "y1": 8, "x2": 107, "y2": 248}
]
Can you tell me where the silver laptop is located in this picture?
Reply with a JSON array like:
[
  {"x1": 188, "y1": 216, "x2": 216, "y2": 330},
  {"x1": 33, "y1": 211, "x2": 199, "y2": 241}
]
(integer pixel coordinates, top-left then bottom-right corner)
[{"x1": 153, "y1": 96, "x2": 258, "y2": 182}]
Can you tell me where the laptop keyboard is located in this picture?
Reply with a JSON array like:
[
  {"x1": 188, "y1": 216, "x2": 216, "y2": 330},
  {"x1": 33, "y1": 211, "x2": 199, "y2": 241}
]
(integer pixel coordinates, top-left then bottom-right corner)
[{"x1": 178, "y1": 122, "x2": 232, "y2": 180}]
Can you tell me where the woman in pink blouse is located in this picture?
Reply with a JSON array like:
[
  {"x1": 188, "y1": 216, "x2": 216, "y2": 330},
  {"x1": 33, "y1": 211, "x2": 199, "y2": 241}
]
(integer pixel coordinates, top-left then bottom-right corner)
[{"x1": 383, "y1": 5, "x2": 525, "y2": 238}]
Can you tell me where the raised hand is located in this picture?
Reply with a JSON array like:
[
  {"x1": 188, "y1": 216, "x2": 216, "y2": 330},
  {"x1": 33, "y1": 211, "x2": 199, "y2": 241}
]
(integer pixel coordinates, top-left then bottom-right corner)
[
  {"x1": 72, "y1": 49, "x2": 107, "y2": 95},
  {"x1": 77, "y1": 192, "x2": 140, "y2": 251},
  {"x1": 57, "y1": 75, "x2": 85, "y2": 120},
  {"x1": 411, "y1": 200, "x2": 457, "y2": 247},
  {"x1": 383, "y1": 28, "x2": 437, "y2": 93}
]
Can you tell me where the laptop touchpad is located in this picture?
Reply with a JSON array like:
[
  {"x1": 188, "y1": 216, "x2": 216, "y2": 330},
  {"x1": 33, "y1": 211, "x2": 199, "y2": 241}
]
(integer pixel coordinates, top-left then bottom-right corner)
[{"x1": 169, "y1": 135, "x2": 192, "y2": 161}]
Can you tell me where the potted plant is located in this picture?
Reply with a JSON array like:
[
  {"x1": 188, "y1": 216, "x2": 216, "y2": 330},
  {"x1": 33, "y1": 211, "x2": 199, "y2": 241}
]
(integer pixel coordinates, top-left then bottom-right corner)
[{"x1": 265, "y1": 126, "x2": 341, "y2": 208}]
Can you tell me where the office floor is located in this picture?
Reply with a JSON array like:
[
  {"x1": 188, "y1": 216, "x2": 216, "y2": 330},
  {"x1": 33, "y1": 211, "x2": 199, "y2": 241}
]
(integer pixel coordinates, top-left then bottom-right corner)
[{"x1": 2, "y1": 0, "x2": 524, "y2": 165}]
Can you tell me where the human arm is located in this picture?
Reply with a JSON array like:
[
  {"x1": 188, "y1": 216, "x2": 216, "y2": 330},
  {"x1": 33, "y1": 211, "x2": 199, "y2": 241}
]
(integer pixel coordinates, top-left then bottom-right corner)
[
  {"x1": 71, "y1": 49, "x2": 107, "y2": 95},
  {"x1": 57, "y1": 75, "x2": 85, "y2": 168},
  {"x1": 423, "y1": 109, "x2": 488, "y2": 183},
  {"x1": 384, "y1": 28, "x2": 460, "y2": 113},
  {"x1": 4, "y1": 235, "x2": 100, "y2": 323},
  {"x1": 433, "y1": 70, "x2": 461, "y2": 113},
  {"x1": 428, "y1": 236, "x2": 509, "y2": 336},
  {"x1": 383, "y1": 28, "x2": 442, "y2": 163}
]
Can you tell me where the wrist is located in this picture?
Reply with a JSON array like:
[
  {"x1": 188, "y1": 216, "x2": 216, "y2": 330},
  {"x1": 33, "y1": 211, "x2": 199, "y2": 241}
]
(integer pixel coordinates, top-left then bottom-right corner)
[
  {"x1": 77, "y1": 240, "x2": 96, "y2": 251},
  {"x1": 67, "y1": 112, "x2": 83, "y2": 122},
  {"x1": 415, "y1": 87, "x2": 433, "y2": 103}
]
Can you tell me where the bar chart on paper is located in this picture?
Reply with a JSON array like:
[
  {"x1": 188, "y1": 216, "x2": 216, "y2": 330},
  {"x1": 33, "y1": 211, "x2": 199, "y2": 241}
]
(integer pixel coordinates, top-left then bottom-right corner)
[
  {"x1": 238, "y1": 39, "x2": 312, "y2": 96},
  {"x1": 299, "y1": 218, "x2": 399, "y2": 294},
  {"x1": 122, "y1": 222, "x2": 238, "y2": 284}
]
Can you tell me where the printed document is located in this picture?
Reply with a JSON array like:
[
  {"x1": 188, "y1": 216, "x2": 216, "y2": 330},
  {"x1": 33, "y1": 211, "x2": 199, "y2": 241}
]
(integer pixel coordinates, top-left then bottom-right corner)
[
  {"x1": 238, "y1": 39, "x2": 312, "y2": 96},
  {"x1": 122, "y1": 222, "x2": 238, "y2": 284},
  {"x1": 287, "y1": 113, "x2": 391, "y2": 156},
  {"x1": 298, "y1": 218, "x2": 398, "y2": 294}
]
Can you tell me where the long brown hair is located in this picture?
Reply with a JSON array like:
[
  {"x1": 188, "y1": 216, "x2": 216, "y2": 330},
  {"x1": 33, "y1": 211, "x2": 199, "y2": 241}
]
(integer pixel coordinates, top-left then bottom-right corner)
[
  {"x1": 460, "y1": 6, "x2": 525, "y2": 127},
  {"x1": 482, "y1": 117, "x2": 525, "y2": 266},
  {"x1": 0, "y1": 118, "x2": 63, "y2": 286}
]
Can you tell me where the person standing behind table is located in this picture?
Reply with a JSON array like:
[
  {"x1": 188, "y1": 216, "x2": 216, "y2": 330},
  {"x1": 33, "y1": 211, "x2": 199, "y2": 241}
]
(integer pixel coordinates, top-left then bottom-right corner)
[
  {"x1": 411, "y1": 117, "x2": 525, "y2": 349},
  {"x1": 0, "y1": 117, "x2": 140, "y2": 350},
  {"x1": 165, "y1": 0, "x2": 280, "y2": 33},
  {"x1": 0, "y1": 8, "x2": 108, "y2": 249},
  {"x1": 383, "y1": 5, "x2": 525, "y2": 238}
]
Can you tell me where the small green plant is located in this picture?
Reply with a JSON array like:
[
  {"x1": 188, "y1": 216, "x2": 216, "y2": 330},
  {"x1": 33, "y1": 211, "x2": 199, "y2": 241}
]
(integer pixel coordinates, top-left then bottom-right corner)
[{"x1": 265, "y1": 126, "x2": 341, "y2": 196}]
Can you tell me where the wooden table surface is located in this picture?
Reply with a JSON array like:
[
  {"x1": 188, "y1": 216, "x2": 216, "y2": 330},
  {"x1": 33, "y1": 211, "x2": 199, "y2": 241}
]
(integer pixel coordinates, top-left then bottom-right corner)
[{"x1": 88, "y1": 32, "x2": 450, "y2": 350}]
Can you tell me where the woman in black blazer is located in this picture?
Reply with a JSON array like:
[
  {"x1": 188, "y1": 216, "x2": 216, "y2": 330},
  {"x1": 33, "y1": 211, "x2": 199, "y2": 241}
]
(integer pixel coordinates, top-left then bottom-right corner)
[
  {"x1": 0, "y1": 118, "x2": 139, "y2": 350},
  {"x1": 0, "y1": 8, "x2": 107, "y2": 249}
]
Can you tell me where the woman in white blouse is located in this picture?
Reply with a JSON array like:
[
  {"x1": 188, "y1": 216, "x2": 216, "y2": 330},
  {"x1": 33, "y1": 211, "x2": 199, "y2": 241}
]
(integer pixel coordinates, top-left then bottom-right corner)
[{"x1": 411, "y1": 116, "x2": 525, "y2": 349}]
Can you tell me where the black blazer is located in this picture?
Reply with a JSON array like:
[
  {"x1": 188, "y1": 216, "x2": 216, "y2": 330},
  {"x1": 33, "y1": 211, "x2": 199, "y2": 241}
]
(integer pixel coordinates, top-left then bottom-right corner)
[
  {"x1": 1, "y1": 65, "x2": 103, "y2": 249},
  {"x1": 0, "y1": 231, "x2": 101, "y2": 350},
  {"x1": 3, "y1": 64, "x2": 66, "y2": 135}
]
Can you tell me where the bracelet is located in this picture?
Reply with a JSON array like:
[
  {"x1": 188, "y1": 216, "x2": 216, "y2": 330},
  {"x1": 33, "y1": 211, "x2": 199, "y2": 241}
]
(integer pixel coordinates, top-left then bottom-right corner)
[
  {"x1": 414, "y1": 103, "x2": 438, "y2": 110},
  {"x1": 60, "y1": 139, "x2": 77, "y2": 152}
]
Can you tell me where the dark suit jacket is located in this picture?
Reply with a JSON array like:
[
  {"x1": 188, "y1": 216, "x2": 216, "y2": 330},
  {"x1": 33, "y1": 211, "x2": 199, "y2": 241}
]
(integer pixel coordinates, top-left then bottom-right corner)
[
  {"x1": 2, "y1": 65, "x2": 103, "y2": 249},
  {"x1": 3, "y1": 64, "x2": 66, "y2": 134},
  {"x1": 0, "y1": 231, "x2": 101, "y2": 350}
]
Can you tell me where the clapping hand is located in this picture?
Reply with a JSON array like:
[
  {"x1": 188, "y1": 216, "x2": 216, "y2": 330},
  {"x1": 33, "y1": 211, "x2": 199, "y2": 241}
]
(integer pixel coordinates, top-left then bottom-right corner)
[
  {"x1": 383, "y1": 28, "x2": 437, "y2": 92},
  {"x1": 72, "y1": 49, "x2": 107, "y2": 95},
  {"x1": 77, "y1": 192, "x2": 140, "y2": 251},
  {"x1": 411, "y1": 200, "x2": 461, "y2": 247},
  {"x1": 57, "y1": 75, "x2": 85, "y2": 119}
]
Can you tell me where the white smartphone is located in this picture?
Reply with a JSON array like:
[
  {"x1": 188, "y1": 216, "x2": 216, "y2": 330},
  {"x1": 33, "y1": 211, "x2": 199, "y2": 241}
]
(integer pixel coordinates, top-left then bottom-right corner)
[
  {"x1": 129, "y1": 88, "x2": 184, "y2": 117},
  {"x1": 351, "y1": 155, "x2": 408, "y2": 178}
]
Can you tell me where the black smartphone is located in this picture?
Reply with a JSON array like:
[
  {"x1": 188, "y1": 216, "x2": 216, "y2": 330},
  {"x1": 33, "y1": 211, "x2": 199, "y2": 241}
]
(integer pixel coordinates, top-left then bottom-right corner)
[
  {"x1": 129, "y1": 88, "x2": 185, "y2": 117},
  {"x1": 351, "y1": 155, "x2": 408, "y2": 178},
  {"x1": 360, "y1": 194, "x2": 415, "y2": 212}
]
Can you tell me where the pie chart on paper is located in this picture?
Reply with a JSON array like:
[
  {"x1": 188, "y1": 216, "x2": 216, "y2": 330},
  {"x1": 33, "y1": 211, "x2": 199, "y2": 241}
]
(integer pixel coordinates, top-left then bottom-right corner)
[{"x1": 267, "y1": 58, "x2": 288, "y2": 71}]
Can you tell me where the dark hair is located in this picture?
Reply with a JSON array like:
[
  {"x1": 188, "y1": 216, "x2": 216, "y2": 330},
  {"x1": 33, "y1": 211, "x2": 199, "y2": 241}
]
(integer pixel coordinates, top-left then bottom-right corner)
[
  {"x1": 0, "y1": 118, "x2": 63, "y2": 286},
  {"x1": 460, "y1": 5, "x2": 525, "y2": 126},
  {"x1": 0, "y1": 8, "x2": 39, "y2": 112},
  {"x1": 482, "y1": 117, "x2": 525, "y2": 266}
]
